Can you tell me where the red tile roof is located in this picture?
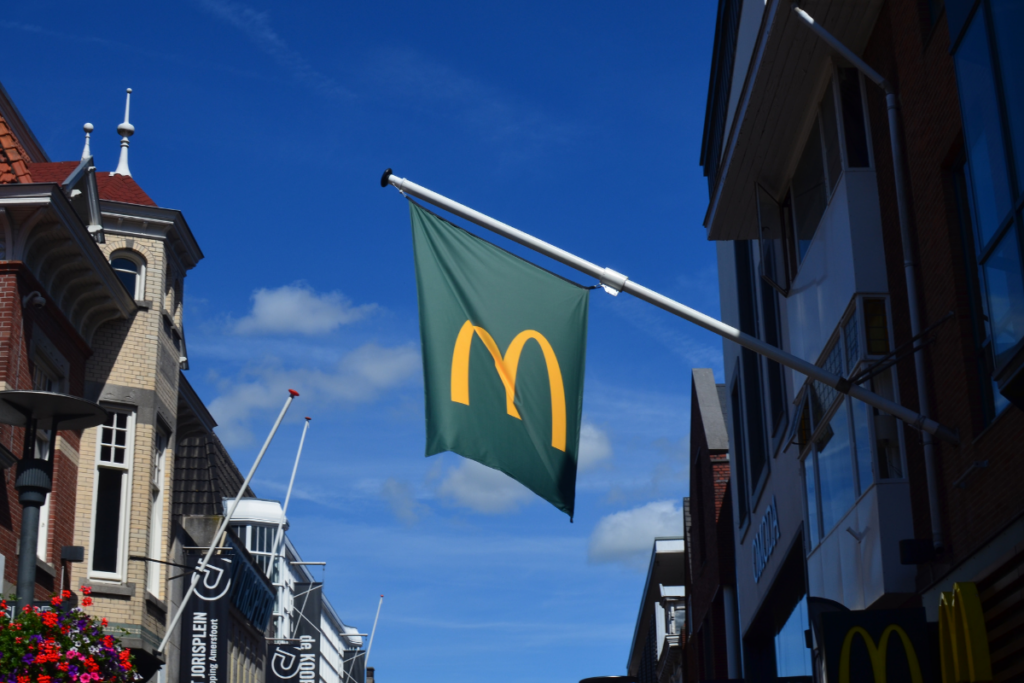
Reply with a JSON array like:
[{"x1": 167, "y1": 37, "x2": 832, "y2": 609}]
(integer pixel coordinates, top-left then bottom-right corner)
[
  {"x1": 28, "y1": 161, "x2": 156, "y2": 207},
  {"x1": 0, "y1": 116, "x2": 33, "y2": 184}
]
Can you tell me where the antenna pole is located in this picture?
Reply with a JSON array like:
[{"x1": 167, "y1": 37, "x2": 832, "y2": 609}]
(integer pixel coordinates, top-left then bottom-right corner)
[
  {"x1": 366, "y1": 595, "x2": 384, "y2": 666},
  {"x1": 158, "y1": 390, "x2": 299, "y2": 654},
  {"x1": 271, "y1": 416, "x2": 312, "y2": 639}
]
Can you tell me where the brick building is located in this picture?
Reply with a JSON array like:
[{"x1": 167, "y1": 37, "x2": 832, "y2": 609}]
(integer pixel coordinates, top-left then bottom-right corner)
[
  {"x1": 682, "y1": 369, "x2": 741, "y2": 683},
  {"x1": 698, "y1": 0, "x2": 1023, "y2": 680}
]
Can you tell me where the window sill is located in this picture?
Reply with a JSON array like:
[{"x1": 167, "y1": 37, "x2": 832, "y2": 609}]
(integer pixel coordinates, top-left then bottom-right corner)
[
  {"x1": 145, "y1": 590, "x2": 166, "y2": 613},
  {"x1": 87, "y1": 581, "x2": 135, "y2": 598},
  {"x1": 136, "y1": 299, "x2": 153, "y2": 310},
  {"x1": 36, "y1": 557, "x2": 56, "y2": 577}
]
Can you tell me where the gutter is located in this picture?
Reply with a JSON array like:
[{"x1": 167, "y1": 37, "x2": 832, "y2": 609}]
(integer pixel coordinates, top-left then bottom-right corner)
[{"x1": 791, "y1": 4, "x2": 947, "y2": 551}]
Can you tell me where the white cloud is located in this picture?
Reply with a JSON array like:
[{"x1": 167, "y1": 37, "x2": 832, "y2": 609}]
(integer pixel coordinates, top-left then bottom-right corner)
[
  {"x1": 209, "y1": 342, "x2": 419, "y2": 445},
  {"x1": 436, "y1": 458, "x2": 533, "y2": 514},
  {"x1": 577, "y1": 422, "x2": 612, "y2": 473},
  {"x1": 232, "y1": 284, "x2": 375, "y2": 335},
  {"x1": 381, "y1": 478, "x2": 424, "y2": 525},
  {"x1": 196, "y1": 0, "x2": 353, "y2": 99},
  {"x1": 588, "y1": 500, "x2": 682, "y2": 567}
]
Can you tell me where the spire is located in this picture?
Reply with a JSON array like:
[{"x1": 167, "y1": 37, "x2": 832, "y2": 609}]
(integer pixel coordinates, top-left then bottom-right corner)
[
  {"x1": 112, "y1": 88, "x2": 134, "y2": 177},
  {"x1": 81, "y1": 123, "x2": 93, "y2": 160}
]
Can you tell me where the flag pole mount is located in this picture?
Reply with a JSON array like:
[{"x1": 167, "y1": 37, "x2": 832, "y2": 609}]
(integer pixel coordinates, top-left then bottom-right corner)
[{"x1": 381, "y1": 168, "x2": 959, "y2": 445}]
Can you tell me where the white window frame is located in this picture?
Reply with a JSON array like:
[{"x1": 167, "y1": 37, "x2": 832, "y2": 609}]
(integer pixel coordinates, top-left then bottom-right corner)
[
  {"x1": 110, "y1": 251, "x2": 146, "y2": 300},
  {"x1": 147, "y1": 428, "x2": 168, "y2": 597},
  {"x1": 88, "y1": 407, "x2": 135, "y2": 582}
]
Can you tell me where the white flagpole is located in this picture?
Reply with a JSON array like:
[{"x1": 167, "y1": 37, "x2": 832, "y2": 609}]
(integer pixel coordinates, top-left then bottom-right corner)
[
  {"x1": 158, "y1": 389, "x2": 299, "y2": 654},
  {"x1": 271, "y1": 416, "x2": 311, "y2": 640},
  {"x1": 365, "y1": 594, "x2": 383, "y2": 666},
  {"x1": 381, "y1": 170, "x2": 958, "y2": 445}
]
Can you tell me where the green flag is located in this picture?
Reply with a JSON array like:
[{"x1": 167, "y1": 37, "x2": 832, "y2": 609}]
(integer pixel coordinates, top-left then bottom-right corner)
[{"x1": 410, "y1": 201, "x2": 589, "y2": 519}]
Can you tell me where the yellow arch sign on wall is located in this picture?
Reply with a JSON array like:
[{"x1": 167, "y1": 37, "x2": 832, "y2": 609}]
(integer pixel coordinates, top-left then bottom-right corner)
[
  {"x1": 939, "y1": 582, "x2": 993, "y2": 683},
  {"x1": 838, "y1": 624, "x2": 924, "y2": 683},
  {"x1": 450, "y1": 320, "x2": 567, "y2": 451}
]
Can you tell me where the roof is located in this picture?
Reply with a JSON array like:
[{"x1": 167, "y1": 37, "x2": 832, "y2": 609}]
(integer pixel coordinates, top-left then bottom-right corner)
[
  {"x1": 626, "y1": 537, "x2": 686, "y2": 675},
  {"x1": 29, "y1": 161, "x2": 156, "y2": 206},
  {"x1": 692, "y1": 368, "x2": 729, "y2": 454}
]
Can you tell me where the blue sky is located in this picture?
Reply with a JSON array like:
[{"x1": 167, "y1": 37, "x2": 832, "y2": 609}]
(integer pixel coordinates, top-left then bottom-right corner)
[{"x1": 4, "y1": 2, "x2": 722, "y2": 681}]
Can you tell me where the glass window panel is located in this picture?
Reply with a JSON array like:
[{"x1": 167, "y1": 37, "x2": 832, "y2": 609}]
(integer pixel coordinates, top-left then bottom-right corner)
[
  {"x1": 839, "y1": 68, "x2": 870, "y2": 167},
  {"x1": 792, "y1": 120, "x2": 828, "y2": 261},
  {"x1": 111, "y1": 258, "x2": 137, "y2": 273},
  {"x1": 92, "y1": 468, "x2": 124, "y2": 573},
  {"x1": 844, "y1": 314, "x2": 860, "y2": 370},
  {"x1": 113, "y1": 447, "x2": 124, "y2": 464},
  {"x1": 775, "y1": 595, "x2": 812, "y2": 678},
  {"x1": 851, "y1": 397, "x2": 874, "y2": 494},
  {"x1": 114, "y1": 430, "x2": 125, "y2": 446},
  {"x1": 804, "y1": 455, "x2": 820, "y2": 548},
  {"x1": 982, "y1": 227, "x2": 1024, "y2": 361},
  {"x1": 820, "y1": 79, "x2": 843, "y2": 194},
  {"x1": 117, "y1": 413, "x2": 127, "y2": 428},
  {"x1": 100, "y1": 445, "x2": 111, "y2": 462},
  {"x1": 991, "y1": 0, "x2": 1024, "y2": 194},
  {"x1": 871, "y1": 371, "x2": 903, "y2": 479},
  {"x1": 731, "y1": 382, "x2": 749, "y2": 523},
  {"x1": 956, "y1": 12, "x2": 1014, "y2": 247},
  {"x1": 864, "y1": 299, "x2": 891, "y2": 354},
  {"x1": 815, "y1": 399, "x2": 857, "y2": 534}
]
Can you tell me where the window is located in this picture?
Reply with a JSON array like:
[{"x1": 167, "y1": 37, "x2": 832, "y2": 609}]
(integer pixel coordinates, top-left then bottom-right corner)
[
  {"x1": 730, "y1": 380, "x2": 749, "y2": 526},
  {"x1": 799, "y1": 301, "x2": 905, "y2": 547},
  {"x1": 774, "y1": 595, "x2": 812, "y2": 677},
  {"x1": 790, "y1": 68, "x2": 874, "y2": 266},
  {"x1": 735, "y1": 242, "x2": 769, "y2": 499},
  {"x1": 110, "y1": 253, "x2": 145, "y2": 300},
  {"x1": 90, "y1": 409, "x2": 134, "y2": 579},
  {"x1": 231, "y1": 523, "x2": 279, "y2": 577},
  {"x1": 954, "y1": 1, "x2": 1024, "y2": 382},
  {"x1": 147, "y1": 429, "x2": 168, "y2": 596}
]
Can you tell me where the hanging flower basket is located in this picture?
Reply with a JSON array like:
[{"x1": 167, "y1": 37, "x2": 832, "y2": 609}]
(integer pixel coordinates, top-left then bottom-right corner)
[{"x1": 0, "y1": 587, "x2": 140, "y2": 682}]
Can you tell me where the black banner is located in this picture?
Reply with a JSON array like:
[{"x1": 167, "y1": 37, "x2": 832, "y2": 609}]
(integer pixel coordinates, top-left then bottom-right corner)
[
  {"x1": 179, "y1": 551, "x2": 232, "y2": 683},
  {"x1": 268, "y1": 582, "x2": 323, "y2": 682}
]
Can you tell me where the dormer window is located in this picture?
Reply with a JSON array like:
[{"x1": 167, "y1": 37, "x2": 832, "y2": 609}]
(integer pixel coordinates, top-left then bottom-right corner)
[{"x1": 111, "y1": 253, "x2": 145, "y2": 300}]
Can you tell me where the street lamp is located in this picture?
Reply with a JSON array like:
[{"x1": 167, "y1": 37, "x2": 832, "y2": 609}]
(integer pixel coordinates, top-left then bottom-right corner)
[{"x1": 0, "y1": 391, "x2": 107, "y2": 611}]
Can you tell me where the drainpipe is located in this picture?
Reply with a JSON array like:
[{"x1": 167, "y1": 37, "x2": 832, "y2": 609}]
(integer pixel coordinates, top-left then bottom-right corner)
[{"x1": 791, "y1": 4, "x2": 947, "y2": 551}]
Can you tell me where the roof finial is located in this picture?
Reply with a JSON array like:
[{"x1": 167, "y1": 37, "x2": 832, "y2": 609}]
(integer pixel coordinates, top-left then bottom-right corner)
[
  {"x1": 81, "y1": 123, "x2": 93, "y2": 160},
  {"x1": 113, "y1": 88, "x2": 134, "y2": 177}
]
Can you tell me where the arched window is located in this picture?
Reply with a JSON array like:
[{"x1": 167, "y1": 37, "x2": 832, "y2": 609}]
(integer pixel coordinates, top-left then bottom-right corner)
[{"x1": 110, "y1": 253, "x2": 145, "y2": 299}]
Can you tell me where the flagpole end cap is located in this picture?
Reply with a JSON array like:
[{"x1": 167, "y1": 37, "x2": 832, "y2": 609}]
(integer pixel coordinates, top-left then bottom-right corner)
[
  {"x1": 380, "y1": 168, "x2": 392, "y2": 188},
  {"x1": 305, "y1": 416, "x2": 311, "y2": 421},
  {"x1": 288, "y1": 389, "x2": 300, "y2": 397}
]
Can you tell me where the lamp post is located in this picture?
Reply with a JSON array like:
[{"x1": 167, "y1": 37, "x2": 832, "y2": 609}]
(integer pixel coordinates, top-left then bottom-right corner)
[{"x1": 0, "y1": 391, "x2": 107, "y2": 612}]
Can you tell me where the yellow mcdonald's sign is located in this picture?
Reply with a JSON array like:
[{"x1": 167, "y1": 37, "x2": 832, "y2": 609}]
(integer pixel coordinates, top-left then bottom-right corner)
[
  {"x1": 939, "y1": 582, "x2": 993, "y2": 683},
  {"x1": 838, "y1": 624, "x2": 924, "y2": 683},
  {"x1": 450, "y1": 320, "x2": 567, "y2": 451}
]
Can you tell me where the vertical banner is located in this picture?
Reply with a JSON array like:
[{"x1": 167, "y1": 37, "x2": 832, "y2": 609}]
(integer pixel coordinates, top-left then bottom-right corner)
[
  {"x1": 268, "y1": 582, "x2": 322, "y2": 682},
  {"x1": 179, "y1": 551, "x2": 232, "y2": 683}
]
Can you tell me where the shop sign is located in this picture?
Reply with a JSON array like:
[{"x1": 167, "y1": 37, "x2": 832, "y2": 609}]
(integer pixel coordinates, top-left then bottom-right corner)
[
  {"x1": 268, "y1": 582, "x2": 323, "y2": 682},
  {"x1": 179, "y1": 551, "x2": 231, "y2": 683},
  {"x1": 752, "y1": 495, "x2": 780, "y2": 582},
  {"x1": 822, "y1": 607, "x2": 934, "y2": 683},
  {"x1": 939, "y1": 582, "x2": 992, "y2": 683}
]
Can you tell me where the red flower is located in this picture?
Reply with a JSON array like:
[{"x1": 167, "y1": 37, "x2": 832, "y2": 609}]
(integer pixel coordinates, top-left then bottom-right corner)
[
  {"x1": 80, "y1": 585, "x2": 92, "y2": 595},
  {"x1": 82, "y1": 596, "x2": 93, "y2": 607},
  {"x1": 50, "y1": 596, "x2": 61, "y2": 607},
  {"x1": 101, "y1": 617, "x2": 108, "y2": 627},
  {"x1": 38, "y1": 676, "x2": 51, "y2": 683},
  {"x1": 61, "y1": 589, "x2": 71, "y2": 599},
  {"x1": 42, "y1": 612, "x2": 59, "y2": 627}
]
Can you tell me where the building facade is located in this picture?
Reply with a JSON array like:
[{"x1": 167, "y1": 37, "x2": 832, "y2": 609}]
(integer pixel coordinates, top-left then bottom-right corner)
[
  {"x1": 682, "y1": 369, "x2": 741, "y2": 683},
  {"x1": 627, "y1": 538, "x2": 686, "y2": 683},
  {"x1": 701, "y1": 0, "x2": 1023, "y2": 680}
]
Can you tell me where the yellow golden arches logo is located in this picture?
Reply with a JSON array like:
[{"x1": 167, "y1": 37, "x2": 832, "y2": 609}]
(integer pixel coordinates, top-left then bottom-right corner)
[
  {"x1": 450, "y1": 320, "x2": 567, "y2": 451},
  {"x1": 939, "y1": 582, "x2": 993, "y2": 683},
  {"x1": 838, "y1": 624, "x2": 924, "y2": 683}
]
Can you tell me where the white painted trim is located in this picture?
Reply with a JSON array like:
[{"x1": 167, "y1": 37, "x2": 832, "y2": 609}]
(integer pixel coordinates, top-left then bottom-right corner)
[{"x1": 87, "y1": 408, "x2": 135, "y2": 583}]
